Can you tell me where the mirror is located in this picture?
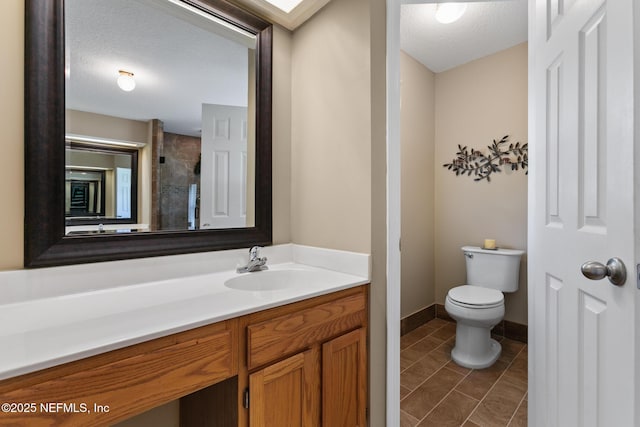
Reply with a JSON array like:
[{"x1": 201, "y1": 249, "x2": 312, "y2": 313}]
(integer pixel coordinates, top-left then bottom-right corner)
[
  {"x1": 64, "y1": 0, "x2": 258, "y2": 234},
  {"x1": 65, "y1": 142, "x2": 139, "y2": 229},
  {"x1": 25, "y1": 0, "x2": 273, "y2": 267}
]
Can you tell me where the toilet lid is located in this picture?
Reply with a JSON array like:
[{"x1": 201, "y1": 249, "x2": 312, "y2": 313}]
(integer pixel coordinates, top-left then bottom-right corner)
[{"x1": 448, "y1": 285, "x2": 504, "y2": 307}]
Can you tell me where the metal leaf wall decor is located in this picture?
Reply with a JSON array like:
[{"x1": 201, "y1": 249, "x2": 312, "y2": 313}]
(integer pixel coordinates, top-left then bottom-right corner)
[{"x1": 442, "y1": 135, "x2": 528, "y2": 182}]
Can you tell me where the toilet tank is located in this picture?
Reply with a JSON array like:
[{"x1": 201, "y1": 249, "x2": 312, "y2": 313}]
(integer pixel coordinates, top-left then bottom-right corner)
[{"x1": 462, "y1": 246, "x2": 524, "y2": 292}]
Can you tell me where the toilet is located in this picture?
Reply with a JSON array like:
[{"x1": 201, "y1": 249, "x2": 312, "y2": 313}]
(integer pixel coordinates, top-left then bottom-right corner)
[{"x1": 445, "y1": 245, "x2": 524, "y2": 369}]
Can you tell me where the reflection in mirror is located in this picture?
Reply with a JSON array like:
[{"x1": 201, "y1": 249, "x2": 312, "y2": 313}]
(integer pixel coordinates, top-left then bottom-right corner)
[
  {"x1": 66, "y1": 170, "x2": 105, "y2": 217},
  {"x1": 65, "y1": 139, "x2": 140, "y2": 233},
  {"x1": 24, "y1": 0, "x2": 272, "y2": 267},
  {"x1": 64, "y1": 0, "x2": 257, "y2": 235}
]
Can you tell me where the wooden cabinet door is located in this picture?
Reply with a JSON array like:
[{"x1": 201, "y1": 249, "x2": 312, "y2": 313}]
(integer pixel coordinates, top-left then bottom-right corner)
[
  {"x1": 249, "y1": 351, "x2": 319, "y2": 427},
  {"x1": 322, "y1": 328, "x2": 367, "y2": 427}
]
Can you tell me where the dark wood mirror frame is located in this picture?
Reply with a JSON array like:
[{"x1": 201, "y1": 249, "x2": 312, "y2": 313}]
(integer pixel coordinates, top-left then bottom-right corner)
[{"x1": 25, "y1": 0, "x2": 272, "y2": 268}]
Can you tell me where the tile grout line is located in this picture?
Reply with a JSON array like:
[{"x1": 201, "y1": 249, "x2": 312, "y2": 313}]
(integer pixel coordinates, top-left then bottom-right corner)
[
  {"x1": 401, "y1": 320, "x2": 450, "y2": 344},
  {"x1": 456, "y1": 388, "x2": 484, "y2": 402},
  {"x1": 400, "y1": 409, "x2": 420, "y2": 426},
  {"x1": 400, "y1": 324, "x2": 451, "y2": 374},
  {"x1": 506, "y1": 390, "x2": 528, "y2": 426},
  {"x1": 460, "y1": 344, "x2": 527, "y2": 426},
  {"x1": 399, "y1": 330, "x2": 460, "y2": 424},
  {"x1": 400, "y1": 323, "x2": 454, "y2": 414},
  {"x1": 403, "y1": 321, "x2": 451, "y2": 344},
  {"x1": 400, "y1": 345, "x2": 453, "y2": 403},
  {"x1": 413, "y1": 365, "x2": 475, "y2": 426},
  {"x1": 401, "y1": 338, "x2": 447, "y2": 375},
  {"x1": 458, "y1": 360, "x2": 514, "y2": 427},
  {"x1": 400, "y1": 334, "x2": 457, "y2": 395}
]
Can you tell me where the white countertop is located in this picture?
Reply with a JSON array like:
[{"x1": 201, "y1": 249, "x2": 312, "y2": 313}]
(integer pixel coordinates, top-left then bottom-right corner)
[{"x1": 0, "y1": 244, "x2": 370, "y2": 381}]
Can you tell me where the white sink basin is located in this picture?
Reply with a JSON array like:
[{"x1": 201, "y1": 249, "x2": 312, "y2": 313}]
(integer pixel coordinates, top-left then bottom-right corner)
[{"x1": 225, "y1": 269, "x2": 319, "y2": 291}]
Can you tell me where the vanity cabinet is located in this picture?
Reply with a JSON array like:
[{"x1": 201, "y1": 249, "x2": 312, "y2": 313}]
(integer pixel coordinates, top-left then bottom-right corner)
[
  {"x1": 0, "y1": 285, "x2": 368, "y2": 427},
  {"x1": 0, "y1": 319, "x2": 238, "y2": 426},
  {"x1": 238, "y1": 285, "x2": 368, "y2": 427}
]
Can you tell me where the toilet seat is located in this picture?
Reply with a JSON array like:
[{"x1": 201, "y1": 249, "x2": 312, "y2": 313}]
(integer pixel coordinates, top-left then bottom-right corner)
[{"x1": 447, "y1": 285, "x2": 504, "y2": 309}]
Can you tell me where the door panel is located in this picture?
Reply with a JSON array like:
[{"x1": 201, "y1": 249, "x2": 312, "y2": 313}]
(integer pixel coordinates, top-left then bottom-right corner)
[
  {"x1": 116, "y1": 167, "x2": 131, "y2": 219},
  {"x1": 249, "y1": 351, "x2": 318, "y2": 427},
  {"x1": 200, "y1": 104, "x2": 248, "y2": 229},
  {"x1": 322, "y1": 328, "x2": 367, "y2": 427},
  {"x1": 530, "y1": 0, "x2": 636, "y2": 426}
]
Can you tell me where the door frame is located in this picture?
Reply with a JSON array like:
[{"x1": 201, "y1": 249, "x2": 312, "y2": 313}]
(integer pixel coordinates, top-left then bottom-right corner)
[
  {"x1": 388, "y1": 1, "x2": 640, "y2": 425},
  {"x1": 386, "y1": 0, "x2": 532, "y2": 423},
  {"x1": 386, "y1": 1, "x2": 402, "y2": 424}
]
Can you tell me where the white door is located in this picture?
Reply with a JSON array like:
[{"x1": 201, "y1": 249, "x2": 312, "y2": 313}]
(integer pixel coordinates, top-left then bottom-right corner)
[
  {"x1": 200, "y1": 104, "x2": 248, "y2": 229},
  {"x1": 529, "y1": 0, "x2": 636, "y2": 426},
  {"x1": 116, "y1": 167, "x2": 131, "y2": 219}
]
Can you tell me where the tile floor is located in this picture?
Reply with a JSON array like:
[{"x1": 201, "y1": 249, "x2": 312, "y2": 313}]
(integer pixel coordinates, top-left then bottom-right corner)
[{"x1": 400, "y1": 318, "x2": 527, "y2": 427}]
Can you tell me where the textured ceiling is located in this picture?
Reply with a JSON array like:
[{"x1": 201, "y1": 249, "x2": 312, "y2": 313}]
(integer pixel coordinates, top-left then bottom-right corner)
[
  {"x1": 65, "y1": 0, "x2": 251, "y2": 137},
  {"x1": 66, "y1": 0, "x2": 528, "y2": 138},
  {"x1": 401, "y1": 0, "x2": 528, "y2": 73}
]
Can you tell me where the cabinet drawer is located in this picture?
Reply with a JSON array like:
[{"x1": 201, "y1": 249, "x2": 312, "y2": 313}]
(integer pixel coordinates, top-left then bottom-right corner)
[
  {"x1": 247, "y1": 293, "x2": 366, "y2": 370},
  {"x1": 0, "y1": 320, "x2": 238, "y2": 427}
]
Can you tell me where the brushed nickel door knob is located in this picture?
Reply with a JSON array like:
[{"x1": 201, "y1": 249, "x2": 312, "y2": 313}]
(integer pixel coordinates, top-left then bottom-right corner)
[{"x1": 581, "y1": 257, "x2": 627, "y2": 286}]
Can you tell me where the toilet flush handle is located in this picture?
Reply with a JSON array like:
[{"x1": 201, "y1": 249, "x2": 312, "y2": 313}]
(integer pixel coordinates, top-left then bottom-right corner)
[{"x1": 465, "y1": 253, "x2": 473, "y2": 259}]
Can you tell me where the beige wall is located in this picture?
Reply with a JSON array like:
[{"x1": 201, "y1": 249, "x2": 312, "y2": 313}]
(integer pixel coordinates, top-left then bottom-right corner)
[
  {"x1": 289, "y1": 0, "x2": 385, "y2": 422},
  {"x1": 289, "y1": 0, "x2": 386, "y2": 420},
  {"x1": 434, "y1": 43, "x2": 528, "y2": 324},
  {"x1": 290, "y1": 0, "x2": 372, "y2": 253},
  {"x1": 66, "y1": 110, "x2": 148, "y2": 143},
  {"x1": 400, "y1": 51, "x2": 436, "y2": 319},
  {"x1": 0, "y1": 0, "x2": 24, "y2": 270}
]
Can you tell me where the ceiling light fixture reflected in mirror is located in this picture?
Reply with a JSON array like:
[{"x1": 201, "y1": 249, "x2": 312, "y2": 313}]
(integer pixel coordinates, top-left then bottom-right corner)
[
  {"x1": 435, "y1": 3, "x2": 467, "y2": 24},
  {"x1": 117, "y1": 70, "x2": 136, "y2": 91}
]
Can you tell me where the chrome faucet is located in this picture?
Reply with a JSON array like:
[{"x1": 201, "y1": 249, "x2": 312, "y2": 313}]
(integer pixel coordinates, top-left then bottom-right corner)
[{"x1": 237, "y1": 246, "x2": 268, "y2": 273}]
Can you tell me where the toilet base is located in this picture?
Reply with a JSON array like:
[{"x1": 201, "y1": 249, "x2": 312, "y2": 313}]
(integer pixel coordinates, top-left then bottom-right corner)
[{"x1": 451, "y1": 323, "x2": 502, "y2": 369}]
